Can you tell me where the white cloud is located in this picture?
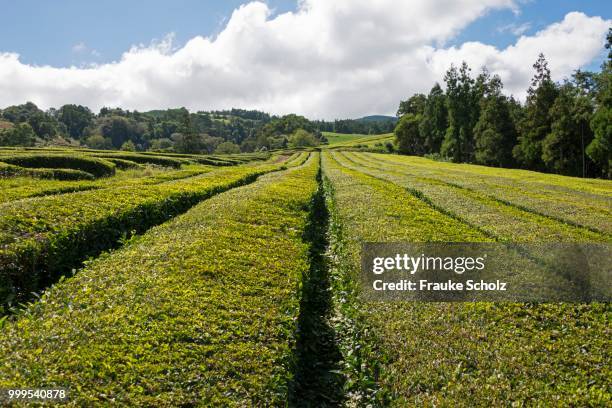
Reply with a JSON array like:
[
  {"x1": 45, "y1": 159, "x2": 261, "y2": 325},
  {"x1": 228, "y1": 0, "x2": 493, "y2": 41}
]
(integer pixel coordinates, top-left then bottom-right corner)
[
  {"x1": 427, "y1": 12, "x2": 610, "y2": 100},
  {"x1": 497, "y1": 22, "x2": 531, "y2": 36},
  {"x1": 71, "y1": 42, "x2": 87, "y2": 53},
  {"x1": 0, "y1": 1, "x2": 609, "y2": 119}
]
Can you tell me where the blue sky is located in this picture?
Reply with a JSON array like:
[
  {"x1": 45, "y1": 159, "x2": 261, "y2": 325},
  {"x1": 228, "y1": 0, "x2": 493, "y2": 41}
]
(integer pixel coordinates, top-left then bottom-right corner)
[
  {"x1": 0, "y1": 1, "x2": 609, "y2": 118},
  {"x1": 0, "y1": 0, "x2": 295, "y2": 66},
  {"x1": 450, "y1": 0, "x2": 611, "y2": 70},
  {"x1": 2, "y1": 0, "x2": 609, "y2": 68}
]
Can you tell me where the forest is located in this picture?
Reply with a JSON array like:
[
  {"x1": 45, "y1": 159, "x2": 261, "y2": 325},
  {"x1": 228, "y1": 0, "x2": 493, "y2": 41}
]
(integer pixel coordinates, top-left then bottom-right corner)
[{"x1": 394, "y1": 28, "x2": 612, "y2": 178}]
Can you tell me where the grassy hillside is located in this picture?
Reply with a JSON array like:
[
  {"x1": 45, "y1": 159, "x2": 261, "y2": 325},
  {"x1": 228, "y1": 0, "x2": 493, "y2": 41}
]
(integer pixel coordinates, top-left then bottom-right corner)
[
  {"x1": 323, "y1": 132, "x2": 394, "y2": 148},
  {"x1": 322, "y1": 132, "x2": 372, "y2": 145}
]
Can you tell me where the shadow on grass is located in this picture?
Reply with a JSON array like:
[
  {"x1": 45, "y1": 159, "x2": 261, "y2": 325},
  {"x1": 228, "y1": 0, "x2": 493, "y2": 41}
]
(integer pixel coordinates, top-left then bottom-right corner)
[{"x1": 289, "y1": 168, "x2": 345, "y2": 407}]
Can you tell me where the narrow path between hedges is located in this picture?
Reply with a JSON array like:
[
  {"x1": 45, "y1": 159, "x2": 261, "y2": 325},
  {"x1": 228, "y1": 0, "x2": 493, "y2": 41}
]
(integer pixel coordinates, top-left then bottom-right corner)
[{"x1": 289, "y1": 166, "x2": 345, "y2": 407}]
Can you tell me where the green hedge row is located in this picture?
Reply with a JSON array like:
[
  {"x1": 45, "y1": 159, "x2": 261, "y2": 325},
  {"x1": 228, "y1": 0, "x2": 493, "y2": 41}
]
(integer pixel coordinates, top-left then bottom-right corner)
[
  {"x1": 0, "y1": 154, "x2": 116, "y2": 178},
  {"x1": 0, "y1": 163, "x2": 217, "y2": 205},
  {"x1": 339, "y1": 151, "x2": 607, "y2": 241},
  {"x1": 0, "y1": 162, "x2": 95, "y2": 180},
  {"x1": 190, "y1": 157, "x2": 235, "y2": 166},
  {"x1": 322, "y1": 152, "x2": 611, "y2": 406},
  {"x1": 0, "y1": 154, "x2": 318, "y2": 405},
  {"x1": 92, "y1": 153, "x2": 183, "y2": 168},
  {"x1": 103, "y1": 158, "x2": 142, "y2": 170},
  {"x1": 0, "y1": 157, "x2": 296, "y2": 308}
]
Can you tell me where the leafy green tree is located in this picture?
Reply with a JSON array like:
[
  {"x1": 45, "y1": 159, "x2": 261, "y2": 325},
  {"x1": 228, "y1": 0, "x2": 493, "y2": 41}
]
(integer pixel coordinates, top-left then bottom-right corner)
[
  {"x1": 418, "y1": 83, "x2": 448, "y2": 154},
  {"x1": 513, "y1": 54, "x2": 559, "y2": 170},
  {"x1": 1, "y1": 102, "x2": 35, "y2": 122},
  {"x1": 154, "y1": 121, "x2": 181, "y2": 139},
  {"x1": 28, "y1": 111, "x2": 58, "y2": 139},
  {"x1": 58, "y1": 104, "x2": 93, "y2": 139},
  {"x1": 288, "y1": 129, "x2": 319, "y2": 148},
  {"x1": 258, "y1": 114, "x2": 318, "y2": 145},
  {"x1": 171, "y1": 133, "x2": 202, "y2": 154},
  {"x1": 397, "y1": 94, "x2": 427, "y2": 117},
  {"x1": 84, "y1": 135, "x2": 113, "y2": 149},
  {"x1": 200, "y1": 135, "x2": 224, "y2": 154},
  {"x1": 0, "y1": 123, "x2": 36, "y2": 146},
  {"x1": 1, "y1": 102, "x2": 60, "y2": 139},
  {"x1": 121, "y1": 140, "x2": 137, "y2": 151},
  {"x1": 266, "y1": 135, "x2": 288, "y2": 150},
  {"x1": 149, "y1": 138, "x2": 174, "y2": 151},
  {"x1": 395, "y1": 113, "x2": 424, "y2": 155},
  {"x1": 240, "y1": 138, "x2": 258, "y2": 153},
  {"x1": 215, "y1": 141, "x2": 241, "y2": 154},
  {"x1": 98, "y1": 115, "x2": 146, "y2": 148}
]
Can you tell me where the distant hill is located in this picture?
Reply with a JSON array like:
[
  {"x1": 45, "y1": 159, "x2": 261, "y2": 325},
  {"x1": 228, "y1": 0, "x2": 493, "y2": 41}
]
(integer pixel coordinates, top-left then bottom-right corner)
[{"x1": 356, "y1": 115, "x2": 398, "y2": 123}]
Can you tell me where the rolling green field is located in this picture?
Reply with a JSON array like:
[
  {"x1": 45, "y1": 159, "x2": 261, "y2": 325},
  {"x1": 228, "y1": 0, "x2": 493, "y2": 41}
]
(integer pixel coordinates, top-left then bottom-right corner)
[
  {"x1": 323, "y1": 133, "x2": 395, "y2": 153},
  {"x1": 322, "y1": 132, "x2": 372, "y2": 145},
  {"x1": 0, "y1": 147, "x2": 610, "y2": 406},
  {"x1": 323, "y1": 132, "x2": 394, "y2": 148}
]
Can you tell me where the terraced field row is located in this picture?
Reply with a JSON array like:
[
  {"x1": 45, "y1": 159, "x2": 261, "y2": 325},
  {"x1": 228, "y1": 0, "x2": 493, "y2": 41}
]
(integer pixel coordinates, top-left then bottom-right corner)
[
  {"x1": 0, "y1": 149, "x2": 276, "y2": 204},
  {"x1": 322, "y1": 151, "x2": 611, "y2": 406},
  {"x1": 335, "y1": 152, "x2": 609, "y2": 242},
  {"x1": 0, "y1": 165, "x2": 213, "y2": 203},
  {"x1": 0, "y1": 153, "x2": 319, "y2": 406},
  {"x1": 350, "y1": 152, "x2": 612, "y2": 234},
  {"x1": 0, "y1": 153, "x2": 307, "y2": 309}
]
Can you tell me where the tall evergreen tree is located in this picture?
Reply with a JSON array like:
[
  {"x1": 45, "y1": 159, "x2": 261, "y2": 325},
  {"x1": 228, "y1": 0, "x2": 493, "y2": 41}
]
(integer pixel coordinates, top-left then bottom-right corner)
[
  {"x1": 473, "y1": 74, "x2": 517, "y2": 167},
  {"x1": 586, "y1": 28, "x2": 612, "y2": 178},
  {"x1": 542, "y1": 84, "x2": 593, "y2": 176},
  {"x1": 418, "y1": 83, "x2": 448, "y2": 154},
  {"x1": 513, "y1": 53, "x2": 559, "y2": 170},
  {"x1": 441, "y1": 62, "x2": 478, "y2": 162}
]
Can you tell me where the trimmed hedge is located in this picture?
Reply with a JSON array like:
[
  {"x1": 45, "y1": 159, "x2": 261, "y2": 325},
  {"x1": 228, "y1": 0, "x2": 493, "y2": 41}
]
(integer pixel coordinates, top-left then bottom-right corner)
[
  {"x1": 0, "y1": 155, "x2": 306, "y2": 308},
  {"x1": 190, "y1": 157, "x2": 235, "y2": 166},
  {"x1": 0, "y1": 154, "x2": 115, "y2": 178},
  {"x1": 104, "y1": 158, "x2": 142, "y2": 170},
  {"x1": 92, "y1": 153, "x2": 183, "y2": 168},
  {"x1": 0, "y1": 162, "x2": 95, "y2": 180},
  {"x1": 0, "y1": 164, "x2": 216, "y2": 204},
  {"x1": 0, "y1": 154, "x2": 319, "y2": 405}
]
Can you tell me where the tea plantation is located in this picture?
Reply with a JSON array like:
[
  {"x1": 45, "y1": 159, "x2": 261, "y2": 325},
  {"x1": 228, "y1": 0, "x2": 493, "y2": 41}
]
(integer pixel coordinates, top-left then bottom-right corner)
[{"x1": 0, "y1": 147, "x2": 609, "y2": 406}]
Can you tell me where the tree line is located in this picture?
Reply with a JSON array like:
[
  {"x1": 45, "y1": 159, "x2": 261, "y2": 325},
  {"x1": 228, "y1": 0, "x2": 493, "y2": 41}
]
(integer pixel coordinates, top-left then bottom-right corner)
[
  {"x1": 0, "y1": 101, "x2": 395, "y2": 154},
  {"x1": 394, "y1": 29, "x2": 611, "y2": 178},
  {"x1": 0, "y1": 104, "x2": 323, "y2": 154},
  {"x1": 313, "y1": 117, "x2": 396, "y2": 135}
]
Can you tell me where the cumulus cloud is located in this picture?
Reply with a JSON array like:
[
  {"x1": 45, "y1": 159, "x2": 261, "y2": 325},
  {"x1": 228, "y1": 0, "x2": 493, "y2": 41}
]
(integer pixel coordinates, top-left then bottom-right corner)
[
  {"x1": 0, "y1": 1, "x2": 609, "y2": 119},
  {"x1": 427, "y1": 12, "x2": 610, "y2": 100}
]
